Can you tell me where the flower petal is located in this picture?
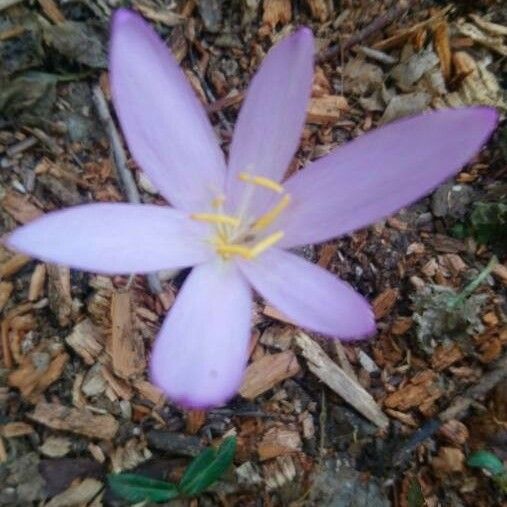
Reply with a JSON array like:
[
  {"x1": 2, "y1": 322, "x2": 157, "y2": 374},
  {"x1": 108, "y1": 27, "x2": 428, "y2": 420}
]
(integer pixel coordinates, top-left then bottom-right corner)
[
  {"x1": 110, "y1": 9, "x2": 226, "y2": 211},
  {"x1": 226, "y1": 28, "x2": 314, "y2": 214},
  {"x1": 5, "y1": 203, "x2": 212, "y2": 274},
  {"x1": 238, "y1": 248, "x2": 375, "y2": 339},
  {"x1": 150, "y1": 261, "x2": 252, "y2": 408},
  {"x1": 278, "y1": 107, "x2": 498, "y2": 248}
]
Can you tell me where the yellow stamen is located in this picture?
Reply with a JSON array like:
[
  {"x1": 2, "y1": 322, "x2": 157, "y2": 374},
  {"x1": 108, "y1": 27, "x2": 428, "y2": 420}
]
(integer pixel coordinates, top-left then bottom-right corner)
[
  {"x1": 191, "y1": 213, "x2": 240, "y2": 227},
  {"x1": 249, "y1": 231, "x2": 284, "y2": 258},
  {"x1": 252, "y1": 194, "x2": 291, "y2": 232},
  {"x1": 215, "y1": 231, "x2": 284, "y2": 260},
  {"x1": 216, "y1": 243, "x2": 252, "y2": 258},
  {"x1": 238, "y1": 172, "x2": 284, "y2": 193}
]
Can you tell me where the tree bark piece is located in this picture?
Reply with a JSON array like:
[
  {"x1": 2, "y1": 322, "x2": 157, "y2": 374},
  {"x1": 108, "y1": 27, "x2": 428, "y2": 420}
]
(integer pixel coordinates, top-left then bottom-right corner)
[{"x1": 29, "y1": 402, "x2": 119, "y2": 440}]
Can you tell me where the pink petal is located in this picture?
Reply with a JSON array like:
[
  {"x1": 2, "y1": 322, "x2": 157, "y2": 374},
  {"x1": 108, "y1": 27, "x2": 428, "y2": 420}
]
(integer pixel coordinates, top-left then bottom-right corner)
[
  {"x1": 110, "y1": 9, "x2": 226, "y2": 212},
  {"x1": 278, "y1": 107, "x2": 498, "y2": 248},
  {"x1": 238, "y1": 248, "x2": 375, "y2": 339},
  {"x1": 5, "y1": 203, "x2": 212, "y2": 274},
  {"x1": 226, "y1": 28, "x2": 314, "y2": 215},
  {"x1": 150, "y1": 261, "x2": 252, "y2": 409}
]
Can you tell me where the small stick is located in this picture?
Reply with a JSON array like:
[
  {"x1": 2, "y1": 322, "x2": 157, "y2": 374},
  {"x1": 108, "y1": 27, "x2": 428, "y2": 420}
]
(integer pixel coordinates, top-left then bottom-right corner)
[
  {"x1": 296, "y1": 332, "x2": 389, "y2": 429},
  {"x1": 92, "y1": 85, "x2": 162, "y2": 294},
  {"x1": 6, "y1": 137, "x2": 38, "y2": 158},
  {"x1": 318, "y1": 0, "x2": 416, "y2": 63},
  {"x1": 24, "y1": 127, "x2": 64, "y2": 156}
]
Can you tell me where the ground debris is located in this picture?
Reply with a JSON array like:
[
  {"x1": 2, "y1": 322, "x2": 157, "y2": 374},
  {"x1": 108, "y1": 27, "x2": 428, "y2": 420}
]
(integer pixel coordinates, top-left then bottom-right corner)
[
  {"x1": 65, "y1": 318, "x2": 104, "y2": 365},
  {"x1": 8, "y1": 342, "x2": 68, "y2": 402},
  {"x1": 239, "y1": 350, "x2": 300, "y2": 399},
  {"x1": 296, "y1": 332, "x2": 388, "y2": 428},
  {"x1": 258, "y1": 427, "x2": 302, "y2": 461},
  {"x1": 384, "y1": 370, "x2": 443, "y2": 412},
  {"x1": 45, "y1": 478, "x2": 103, "y2": 507},
  {"x1": 29, "y1": 401, "x2": 119, "y2": 440}
]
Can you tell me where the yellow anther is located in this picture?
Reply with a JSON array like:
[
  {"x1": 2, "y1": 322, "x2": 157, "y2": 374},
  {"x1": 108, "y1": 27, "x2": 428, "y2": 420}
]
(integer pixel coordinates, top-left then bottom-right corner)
[
  {"x1": 238, "y1": 172, "x2": 284, "y2": 193},
  {"x1": 212, "y1": 195, "x2": 226, "y2": 209},
  {"x1": 191, "y1": 213, "x2": 240, "y2": 227},
  {"x1": 215, "y1": 231, "x2": 284, "y2": 260},
  {"x1": 252, "y1": 194, "x2": 291, "y2": 232},
  {"x1": 250, "y1": 231, "x2": 284, "y2": 258}
]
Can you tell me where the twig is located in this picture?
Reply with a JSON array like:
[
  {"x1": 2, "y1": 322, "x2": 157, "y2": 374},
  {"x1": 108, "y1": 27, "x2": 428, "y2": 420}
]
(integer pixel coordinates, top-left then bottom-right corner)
[
  {"x1": 92, "y1": 85, "x2": 162, "y2": 294},
  {"x1": 393, "y1": 351, "x2": 507, "y2": 466},
  {"x1": 295, "y1": 332, "x2": 389, "y2": 429},
  {"x1": 318, "y1": 0, "x2": 416, "y2": 63},
  {"x1": 6, "y1": 137, "x2": 38, "y2": 158}
]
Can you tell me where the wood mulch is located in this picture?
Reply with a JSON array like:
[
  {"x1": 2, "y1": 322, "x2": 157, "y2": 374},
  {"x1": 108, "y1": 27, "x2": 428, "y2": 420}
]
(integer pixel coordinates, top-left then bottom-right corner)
[{"x1": 0, "y1": 0, "x2": 506, "y2": 505}]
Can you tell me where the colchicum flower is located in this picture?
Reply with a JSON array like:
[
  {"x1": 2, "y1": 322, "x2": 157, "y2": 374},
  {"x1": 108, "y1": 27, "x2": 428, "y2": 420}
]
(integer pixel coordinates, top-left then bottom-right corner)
[{"x1": 6, "y1": 9, "x2": 497, "y2": 408}]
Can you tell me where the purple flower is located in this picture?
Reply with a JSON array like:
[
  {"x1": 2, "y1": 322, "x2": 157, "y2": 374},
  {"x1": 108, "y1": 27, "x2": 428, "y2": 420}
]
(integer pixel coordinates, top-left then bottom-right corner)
[{"x1": 6, "y1": 9, "x2": 497, "y2": 408}]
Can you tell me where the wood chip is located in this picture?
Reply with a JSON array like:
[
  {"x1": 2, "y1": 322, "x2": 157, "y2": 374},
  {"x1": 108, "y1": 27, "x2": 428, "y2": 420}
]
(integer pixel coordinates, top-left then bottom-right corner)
[
  {"x1": 239, "y1": 351, "x2": 300, "y2": 399},
  {"x1": 1, "y1": 421, "x2": 34, "y2": 437},
  {"x1": 109, "y1": 291, "x2": 146, "y2": 379},
  {"x1": 0, "y1": 282, "x2": 13, "y2": 312},
  {"x1": 258, "y1": 428, "x2": 302, "y2": 461},
  {"x1": 469, "y1": 14, "x2": 507, "y2": 37},
  {"x1": 1, "y1": 190, "x2": 43, "y2": 224},
  {"x1": 1, "y1": 302, "x2": 32, "y2": 369},
  {"x1": 46, "y1": 478, "x2": 103, "y2": 507},
  {"x1": 492, "y1": 263, "x2": 507, "y2": 285},
  {"x1": 431, "y1": 343, "x2": 464, "y2": 371},
  {"x1": 47, "y1": 264, "x2": 73, "y2": 326},
  {"x1": 39, "y1": 436, "x2": 72, "y2": 457},
  {"x1": 295, "y1": 332, "x2": 388, "y2": 428},
  {"x1": 431, "y1": 446, "x2": 465, "y2": 474},
  {"x1": 28, "y1": 264, "x2": 46, "y2": 301},
  {"x1": 185, "y1": 410, "x2": 207, "y2": 435},
  {"x1": 101, "y1": 366, "x2": 134, "y2": 400},
  {"x1": 259, "y1": 325, "x2": 294, "y2": 351},
  {"x1": 305, "y1": 0, "x2": 328, "y2": 21},
  {"x1": 372, "y1": 288, "x2": 398, "y2": 320},
  {"x1": 0, "y1": 254, "x2": 31, "y2": 278},
  {"x1": 133, "y1": 379, "x2": 165, "y2": 407},
  {"x1": 373, "y1": 6, "x2": 451, "y2": 51},
  {"x1": 458, "y1": 22, "x2": 507, "y2": 57},
  {"x1": 8, "y1": 348, "x2": 69, "y2": 402},
  {"x1": 263, "y1": 455, "x2": 297, "y2": 490},
  {"x1": 307, "y1": 96, "x2": 349, "y2": 125},
  {"x1": 262, "y1": 0, "x2": 291, "y2": 29},
  {"x1": 65, "y1": 319, "x2": 104, "y2": 365},
  {"x1": 37, "y1": 0, "x2": 65, "y2": 23},
  {"x1": 29, "y1": 402, "x2": 119, "y2": 440},
  {"x1": 438, "y1": 420, "x2": 469, "y2": 445},
  {"x1": 384, "y1": 370, "x2": 442, "y2": 411},
  {"x1": 433, "y1": 21, "x2": 451, "y2": 81},
  {"x1": 262, "y1": 304, "x2": 295, "y2": 325}
]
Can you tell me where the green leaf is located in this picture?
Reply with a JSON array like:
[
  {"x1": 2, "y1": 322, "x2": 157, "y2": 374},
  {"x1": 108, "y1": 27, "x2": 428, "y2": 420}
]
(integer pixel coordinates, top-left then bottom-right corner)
[
  {"x1": 108, "y1": 473, "x2": 179, "y2": 503},
  {"x1": 179, "y1": 436, "x2": 237, "y2": 496},
  {"x1": 467, "y1": 450, "x2": 505, "y2": 476},
  {"x1": 407, "y1": 479, "x2": 424, "y2": 507}
]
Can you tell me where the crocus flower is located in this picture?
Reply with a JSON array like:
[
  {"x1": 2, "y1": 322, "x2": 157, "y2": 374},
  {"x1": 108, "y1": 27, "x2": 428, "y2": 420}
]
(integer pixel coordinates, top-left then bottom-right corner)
[{"x1": 6, "y1": 9, "x2": 497, "y2": 408}]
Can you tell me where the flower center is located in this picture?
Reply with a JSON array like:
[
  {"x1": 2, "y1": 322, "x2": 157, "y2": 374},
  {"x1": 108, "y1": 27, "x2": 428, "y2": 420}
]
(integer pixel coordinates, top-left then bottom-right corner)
[{"x1": 191, "y1": 172, "x2": 290, "y2": 260}]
